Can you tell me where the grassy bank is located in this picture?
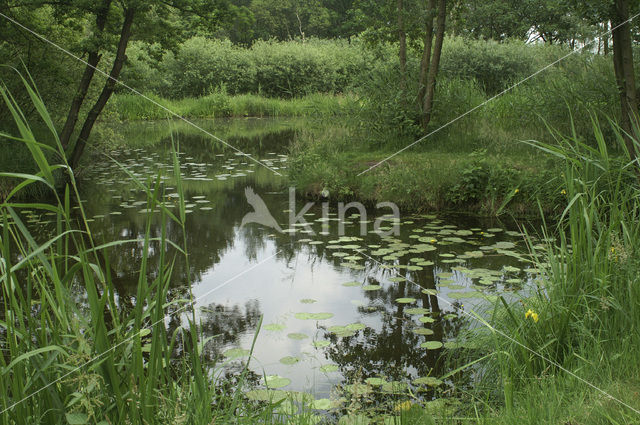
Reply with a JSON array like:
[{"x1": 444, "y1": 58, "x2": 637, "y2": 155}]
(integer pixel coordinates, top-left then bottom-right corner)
[
  {"x1": 287, "y1": 123, "x2": 566, "y2": 217},
  {"x1": 467, "y1": 121, "x2": 640, "y2": 424},
  {"x1": 110, "y1": 92, "x2": 359, "y2": 120}
]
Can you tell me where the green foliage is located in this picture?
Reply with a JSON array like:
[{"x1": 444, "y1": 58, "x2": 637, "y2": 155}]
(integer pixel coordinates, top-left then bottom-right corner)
[
  {"x1": 122, "y1": 37, "x2": 373, "y2": 99},
  {"x1": 462, "y1": 119, "x2": 640, "y2": 424}
]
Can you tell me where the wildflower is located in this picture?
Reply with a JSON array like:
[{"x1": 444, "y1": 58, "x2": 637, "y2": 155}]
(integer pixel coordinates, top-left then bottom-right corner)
[
  {"x1": 514, "y1": 188, "x2": 519, "y2": 194},
  {"x1": 560, "y1": 189, "x2": 567, "y2": 195},
  {"x1": 525, "y1": 308, "x2": 539, "y2": 323},
  {"x1": 430, "y1": 239, "x2": 437, "y2": 243}
]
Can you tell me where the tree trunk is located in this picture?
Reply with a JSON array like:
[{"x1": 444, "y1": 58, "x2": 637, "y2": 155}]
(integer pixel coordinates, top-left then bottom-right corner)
[
  {"x1": 70, "y1": 8, "x2": 135, "y2": 169},
  {"x1": 611, "y1": 0, "x2": 638, "y2": 163},
  {"x1": 397, "y1": 0, "x2": 407, "y2": 90},
  {"x1": 603, "y1": 21, "x2": 609, "y2": 56},
  {"x1": 421, "y1": 0, "x2": 446, "y2": 130},
  {"x1": 60, "y1": 0, "x2": 112, "y2": 149},
  {"x1": 418, "y1": 0, "x2": 436, "y2": 106}
]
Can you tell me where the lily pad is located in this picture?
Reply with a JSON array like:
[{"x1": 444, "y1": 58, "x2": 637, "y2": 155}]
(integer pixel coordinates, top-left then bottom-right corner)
[
  {"x1": 320, "y1": 364, "x2": 339, "y2": 373},
  {"x1": 421, "y1": 341, "x2": 443, "y2": 350},
  {"x1": 265, "y1": 375, "x2": 291, "y2": 389},
  {"x1": 299, "y1": 298, "x2": 317, "y2": 304},
  {"x1": 295, "y1": 312, "x2": 334, "y2": 320},
  {"x1": 223, "y1": 348, "x2": 250, "y2": 359},
  {"x1": 395, "y1": 298, "x2": 416, "y2": 304},
  {"x1": 280, "y1": 356, "x2": 300, "y2": 365},
  {"x1": 312, "y1": 398, "x2": 332, "y2": 410},
  {"x1": 362, "y1": 284, "x2": 382, "y2": 291},
  {"x1": 312, "y1": 340, "x2": 331, "y2": 348},
  {"x1": 405, "y1": 307, "x2": 430, "y2": 315},
  {"x1": 412, "y1": 327, "x2": 434, "y2": 336},
  {"x1": 287, "y1": 333, "x2": 308, "y2": 340}
]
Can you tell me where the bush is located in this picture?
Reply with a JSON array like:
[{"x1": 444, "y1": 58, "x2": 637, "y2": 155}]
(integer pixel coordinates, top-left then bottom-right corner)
[{"x1": 123, "y1": 37, "x2": 373, "y2": 99}]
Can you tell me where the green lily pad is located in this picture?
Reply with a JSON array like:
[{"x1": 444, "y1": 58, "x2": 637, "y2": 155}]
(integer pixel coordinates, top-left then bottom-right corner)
[
  {"x1": 295, "y1": 312, "x2": 334, "y2": 320},
  {"x1": 342, "y1": 281, "x2": 361, "y2": 287},
  {"x1": 313, "y1": 398, "x2": 332, "y2": 410},
  {"x1": 223, "y1": 348, "x2": 250, "y2": 359},
  {"x1": 405, "y1": 307, "x2": 430, "y2": 315},
  {"x1": 320, "y1": 364, "x2": 339, "y2": 373},
  {"x1": 362, "y1": 284, "x2": 382, "y2": 291},
  {"x1": 421, "y1": 341, "x2": 443, "y2": 350},
  {"x1": 312, "y1": 340, "x2": 331, "y2": 348},
  {"x1": 345, "y1": 323, "x2": 366, "y2": 331},
  {"x1": 287, "y1": 333, "x2": 308, "y2": 340},
  {"x1": 412, "y1": 327, "x2": 434, "y2": 336},
  {"x1": 265, "y1": 375, "x2": 291, "y2": 389},
  {"x1": 419, "y1": 316, "x2": 436, "y2": 323},
  {"x1": 395, "y1": 298, "x2": 416, "y2": 304},
  {"x1": 280, "y1": 356, "x2": 300, "y2": 365},
  {"x1": 299, "y1": 298, "x2": 317, "y2": 304},
  {"x1": 389, "y1": 277, "x2": 406, "y2": 282}
]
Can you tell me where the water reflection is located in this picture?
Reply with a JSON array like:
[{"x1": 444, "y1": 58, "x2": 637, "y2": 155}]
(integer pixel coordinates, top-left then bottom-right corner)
[{"x1": 69, "y1": 118, "x2": 540, "y2": 402}]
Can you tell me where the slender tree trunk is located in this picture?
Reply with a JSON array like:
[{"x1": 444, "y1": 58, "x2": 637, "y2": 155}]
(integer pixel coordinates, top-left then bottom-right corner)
[
  {"x1": 70, "y1": 8, "x2": 135, "y2": 168},
  {"x1": 603, "y1": 21, "x2": 609, "y2": 56},
  {"x1": 60, "y1": 0, "x2": 112, "y2": 149},
  {"x1": 397, "y1": 0, "x2": 407, "y2": 90},
  {"x1": 418, "y1": 0, "x2": 436, "y2": 106},
  {"x1": 421, "y1": 0, "x2": 446, "y2": 130},
  {"x1": 611, "y1": 0, "x2": 638, "y2": 163}
]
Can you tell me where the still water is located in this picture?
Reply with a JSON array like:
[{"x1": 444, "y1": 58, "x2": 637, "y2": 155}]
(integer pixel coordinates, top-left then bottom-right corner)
[{"x1": 62, "y1": 118, "x2": 542, "y2": 406}]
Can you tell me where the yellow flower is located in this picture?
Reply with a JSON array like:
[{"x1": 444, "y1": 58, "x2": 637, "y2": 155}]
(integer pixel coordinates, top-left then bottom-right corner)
[
  {"x1": 611, "y1": 246, "x2": 615, "y2": 254},
  {"x1": 430, "y1": 239, "x2": 437, "y2": 243},
  {"x1": 560, "y1": 189, "x2": 567, "y2": 195},
  {"x1": 394, "y1": 401, "x2": 413, "y2": 412},
  {"x1": 525, "y1": 309, "x2": 539, "y2": 323},
  {"x1": 514, "y1": 188, "x2": 519, "y2": 194}
]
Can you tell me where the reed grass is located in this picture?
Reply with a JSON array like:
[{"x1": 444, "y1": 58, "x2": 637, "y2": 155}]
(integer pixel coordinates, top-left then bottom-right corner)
[
  {"x1": 0, "y1": 72, "x2": 355, "y2": 425},
  {"x1": 459, "y1": 116, "x2": 640, "y2": 424}
]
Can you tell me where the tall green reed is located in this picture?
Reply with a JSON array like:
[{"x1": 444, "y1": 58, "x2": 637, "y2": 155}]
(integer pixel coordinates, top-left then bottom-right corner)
[{"x1": 0, "y1": 72, "x2": 295, "y2": 424}]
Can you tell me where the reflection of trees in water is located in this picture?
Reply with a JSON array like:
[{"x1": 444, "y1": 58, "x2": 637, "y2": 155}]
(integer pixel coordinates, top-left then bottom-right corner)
[
  {"x1": 199, "y1": 299, "x2": 262, "y2": 361},
  {"x1": 317, "y1": 256, "x2": 469, "y2": 406}
]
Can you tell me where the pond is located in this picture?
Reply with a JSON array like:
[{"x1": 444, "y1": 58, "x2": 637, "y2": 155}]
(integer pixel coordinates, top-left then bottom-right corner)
[{"x1": 38, "y1": 118, "x2": 544, "y2": 411}]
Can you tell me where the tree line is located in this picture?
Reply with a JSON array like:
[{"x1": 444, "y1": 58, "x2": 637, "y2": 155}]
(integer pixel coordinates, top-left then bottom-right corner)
[{"x1": 1, "y1": 0, "x2": 639, "y2": 168}]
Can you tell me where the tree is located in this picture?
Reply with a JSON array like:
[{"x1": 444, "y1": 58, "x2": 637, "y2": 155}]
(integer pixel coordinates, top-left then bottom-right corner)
[
  {"x1": 419, "y1": 0, "x2": 446, "y2": 130},
  {"x1": 611, "y1": 0, "x2": 639, "y2": 163},
  {"x1": 247, "y1": 0, "x2": 332, "y2": 41},
  {"x1": 3, "y1": 0, "x2": 231, "y2": 169}
]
